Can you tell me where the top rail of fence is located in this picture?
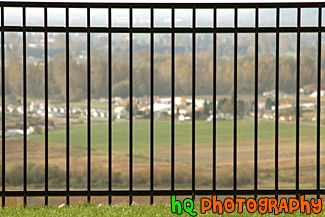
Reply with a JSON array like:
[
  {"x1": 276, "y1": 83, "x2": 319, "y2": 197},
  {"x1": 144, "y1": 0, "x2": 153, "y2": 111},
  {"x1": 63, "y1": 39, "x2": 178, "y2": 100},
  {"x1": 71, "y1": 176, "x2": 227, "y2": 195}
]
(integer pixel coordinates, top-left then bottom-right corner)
[{"x1": 0, "y1": 2, "x2": 325, "y2": 8}]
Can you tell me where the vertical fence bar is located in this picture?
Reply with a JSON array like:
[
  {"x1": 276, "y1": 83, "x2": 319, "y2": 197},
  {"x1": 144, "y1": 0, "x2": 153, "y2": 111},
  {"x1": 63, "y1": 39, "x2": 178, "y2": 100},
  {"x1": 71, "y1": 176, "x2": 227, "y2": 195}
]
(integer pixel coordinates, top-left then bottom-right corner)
[
  {"x1": 87, "y1": 6, "x2": 91, "y2": 203},
  {"x1": 65, "y1": 6, "x2": 70, "y2": 205},
  {"x1": 1, "y1": 5, "x2": 5, "y2": 207},
  {"x1": 192, "y1": 6, "x2": 196, "y2": 200},
  {"x1": 150, "y1": 6, "x2": 154, "y2": 205},
  {"x1": 44, "y1": 5, "x2": 49, "y2": 206},
  {"x1": 317, "y1": 6, "x2": 322, "y2": 200},
  {"x1": 233, "y1": 6, "x2": 238, "y2": 201},
  {"x1": 212, "y1": 6, "x2": 217, "y2": 195},
  {"x1": 275, "y1": 6, "x2": 280, "y2": 200},
  {"x1": 171, "y1": 6, "x2": 175, "y2": 196},
  {"x1": 108, "y1": 5, "x2": 112, "y2": 206},
  {"x1": 254, "y1": 6, "x2": 259, "y2": 200},
  {"x1": 129, "y1": 7, "x2": 133, "y2": 205},
  {"x1": 296, "y1": 6, "x2": 301, "y2": 199},
  {"x1": 22, "y1": 5, "x2": 27, "y2": 207}
]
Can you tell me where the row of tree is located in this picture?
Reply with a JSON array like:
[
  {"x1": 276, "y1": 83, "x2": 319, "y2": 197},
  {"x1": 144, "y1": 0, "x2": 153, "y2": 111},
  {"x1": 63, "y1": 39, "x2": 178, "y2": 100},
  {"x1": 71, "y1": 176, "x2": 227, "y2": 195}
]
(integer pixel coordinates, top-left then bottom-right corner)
[{"x1": 1, "y1": 48, "x2": 324, "y2": 101}]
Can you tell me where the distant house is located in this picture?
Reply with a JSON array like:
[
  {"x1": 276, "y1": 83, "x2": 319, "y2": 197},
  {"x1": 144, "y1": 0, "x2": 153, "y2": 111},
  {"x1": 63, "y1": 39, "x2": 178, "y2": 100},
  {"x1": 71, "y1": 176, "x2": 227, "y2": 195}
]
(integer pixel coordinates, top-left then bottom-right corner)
[
  {"x1": 112, "y1": 97, "x2": 122, "y2": 106},
  {"x1": 263, "y1": 113, "x2": 274, "y2": 120},
  {"x1": 300, "y1": 87, "x2": 315, "y2": 95},
  {"x1": 99, "y1": 111, "x2": 107, "y2": 118},
  {"x1": 271, "y1": 103, "x2": 292, "y2": 111},
  {"x1": 258, "y1": 102, "x2": 265, "y2": 110},
  {"x1": 280, "y1": 116, "x2": 293, "y2": 122},
  {"x1": 153, "y1": 103, "x2": 170, "y2": 112},
  {"x1": 159, "y1": 97, "x2": 171, "y2": 104},
  {"x1": 59, "y1": 107, "x2": 65, "y2": 113},
  {"x1": 52, "y1": 106, "x2": 59, "y2": 112},
  {"x1": 7, "y1": 105, "x2": 16, "y2": 113},
  {"x1": 72, "y1": 107, "x2": 83, "y2": 114},
  {"x1": 17, "y1": 106, "x2": 23, "y2": 114},
  {"x1": 301, "y1": 103, "x2": 315, "y2": 109},
  {"x1": 6, "y1": 129, "x2": 22, "y2": 137},
  {"x1": 310, "y1": 90, "x2": 325, "y2": 97},
  {"x1": 179, "y1": 109, "x2": 187, "y2": 115},
  {"x1": 92, "y1": 110, "x2": 99, "y2": 117},
  {"x1": 175, "y1": 97, "x2": 182, "y2": 106},
  {"x1": 114, "y1": 106, "x2": 129, "y2": 119},
  {"x1": 49, "y1": 112, "x2": 65, "y2": 118},
  {"x1": 179, "y1": 114, "x2": 185, "y2": 122},
  {"x1": 206, "y1": 115, "x2": 213, "y2": 121},
  {"x1": 114, "y1": 106, "x2": 125, "y2": 114}
]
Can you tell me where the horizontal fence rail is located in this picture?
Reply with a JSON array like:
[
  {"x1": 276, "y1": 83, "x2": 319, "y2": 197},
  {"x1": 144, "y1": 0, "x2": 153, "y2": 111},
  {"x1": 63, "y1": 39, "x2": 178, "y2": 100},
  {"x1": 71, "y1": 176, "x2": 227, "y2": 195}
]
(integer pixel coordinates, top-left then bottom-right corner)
[{"x1": 0, "y1": 1, "x2": 324, "y2": 207}]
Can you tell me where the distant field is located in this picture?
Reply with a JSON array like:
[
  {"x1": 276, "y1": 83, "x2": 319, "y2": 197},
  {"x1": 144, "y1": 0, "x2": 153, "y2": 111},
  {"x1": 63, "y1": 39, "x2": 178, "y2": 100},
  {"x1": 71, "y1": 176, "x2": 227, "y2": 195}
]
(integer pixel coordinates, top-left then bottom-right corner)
[
  {"x1": 27, "y1": 119, "x2": 325, "y2": 181},
  {"x1": 3, "y1": 119, "x2": 325, "y2": 192},
  {"x1": 28, "y1": 119, "x2": 325, "y2": 153}
]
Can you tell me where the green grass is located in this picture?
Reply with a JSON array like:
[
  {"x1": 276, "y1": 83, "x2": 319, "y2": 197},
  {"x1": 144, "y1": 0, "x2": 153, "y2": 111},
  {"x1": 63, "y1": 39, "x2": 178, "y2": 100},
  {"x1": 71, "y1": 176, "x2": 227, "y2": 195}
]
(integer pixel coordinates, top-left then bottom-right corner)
[
  {"x1": 0, "y1": 203, "x2": 323, "y2": 217},
  {"x1": 28, "y1": 119, "x2": 324, "y2": 153}
]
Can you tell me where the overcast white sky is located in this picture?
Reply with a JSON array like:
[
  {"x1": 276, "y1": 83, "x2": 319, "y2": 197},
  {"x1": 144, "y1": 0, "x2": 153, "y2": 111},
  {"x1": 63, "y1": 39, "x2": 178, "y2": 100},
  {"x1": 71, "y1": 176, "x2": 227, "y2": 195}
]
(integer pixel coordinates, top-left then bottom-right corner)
[{"x1": 3, "y1": 0, "x2": 325, "y2": 3}]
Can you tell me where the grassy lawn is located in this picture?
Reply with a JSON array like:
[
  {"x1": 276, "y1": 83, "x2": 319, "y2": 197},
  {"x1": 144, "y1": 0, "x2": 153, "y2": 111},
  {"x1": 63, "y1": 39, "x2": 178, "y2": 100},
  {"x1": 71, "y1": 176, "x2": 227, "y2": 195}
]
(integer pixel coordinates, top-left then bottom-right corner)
[
  {"x1": 25, "y1": 118, "x2": 324, "y2": 173},
  {"x1": 0, "y1": 203, "x2": 323, "y2": 217},
  {"x1": 27, "y1": 119, "x2": 324, "y2": 153},
  {"x1": 3, "y1": 118, "x2": 325, "y2": 192}
]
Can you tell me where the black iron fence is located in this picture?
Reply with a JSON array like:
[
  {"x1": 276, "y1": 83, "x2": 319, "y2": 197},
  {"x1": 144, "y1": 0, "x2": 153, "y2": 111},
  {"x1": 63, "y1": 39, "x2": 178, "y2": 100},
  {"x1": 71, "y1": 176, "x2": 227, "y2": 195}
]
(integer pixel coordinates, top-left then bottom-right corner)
[{"x1": 0, "y1": 1, "x2": 325, "y2": 207}]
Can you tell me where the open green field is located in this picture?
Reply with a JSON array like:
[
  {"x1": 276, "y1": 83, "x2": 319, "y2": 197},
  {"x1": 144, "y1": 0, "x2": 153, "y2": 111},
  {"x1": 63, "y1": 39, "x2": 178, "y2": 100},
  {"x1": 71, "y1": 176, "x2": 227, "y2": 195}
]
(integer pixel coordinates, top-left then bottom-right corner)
[
  {"x1": 28, "y1": 119, "x2": 324, "y2": 153},
  {"x1": 18, "y1": 119, "x2": 323, "y2": 188},
  {"x1": 3, "y1": 118, "x2": 325, "y2": 196}
]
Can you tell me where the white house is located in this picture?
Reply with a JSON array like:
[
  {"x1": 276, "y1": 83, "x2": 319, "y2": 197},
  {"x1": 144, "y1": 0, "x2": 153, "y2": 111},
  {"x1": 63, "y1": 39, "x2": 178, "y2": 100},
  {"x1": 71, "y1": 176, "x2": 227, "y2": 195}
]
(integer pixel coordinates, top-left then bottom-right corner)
[{"x1": 310, "y1": 90, "x2": 325, "y2": 97}]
